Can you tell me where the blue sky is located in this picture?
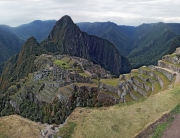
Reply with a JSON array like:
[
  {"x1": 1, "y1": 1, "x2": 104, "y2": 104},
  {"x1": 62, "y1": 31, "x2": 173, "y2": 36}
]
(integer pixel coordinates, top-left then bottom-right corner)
[{"x1": 1, "y1": 0, "x2": 180, "y2": 26}]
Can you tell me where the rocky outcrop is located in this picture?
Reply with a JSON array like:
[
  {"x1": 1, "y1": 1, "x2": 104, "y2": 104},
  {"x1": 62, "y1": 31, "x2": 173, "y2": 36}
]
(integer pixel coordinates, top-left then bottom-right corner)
[
  {"x1": 132, "y1": 84, "x2": 147, "y2": 96},
  {"x1": 130, "y1": 92, "x2": 138, "y2": 100},
  {"x1": 42, "y1": 15, "x2": 131, "y2": 75}
]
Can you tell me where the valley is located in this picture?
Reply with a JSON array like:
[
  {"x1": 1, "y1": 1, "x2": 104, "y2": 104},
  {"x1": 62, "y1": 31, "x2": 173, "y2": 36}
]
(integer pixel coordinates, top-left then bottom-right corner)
[{"x1": 1, "y1": 15, "x2": 180, "y2": 138}]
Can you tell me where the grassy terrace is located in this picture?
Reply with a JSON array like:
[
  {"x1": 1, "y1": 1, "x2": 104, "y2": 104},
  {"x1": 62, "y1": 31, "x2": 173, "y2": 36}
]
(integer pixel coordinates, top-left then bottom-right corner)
[
  {"x1": 168, "y1": 53, "x2": 178, "y2": 57},
  {"x1": 54, "y1": 57, "x2": 91, "y2": 77},
  {"x1": 54, "y1": 57, "x2": 82, "y2": 71},
  {"x1": 125, "y1": 93, "x2": 134, "y2": 102},
  {"x1": 130, "y1": 72, "x2": 139, "y2": 77},
  {"x1": 124, "y1": 74, "x2": 130, "y2": 80},
  {"x1": 100, "y1": 90, "x2": 119, "y2": 98},
  {"x1": 152, "y1": 82, "x2": 161, "y2": 95},
  {"x1": 139, "y1": 66, "x2": 151, "y2": 71},
  {"x1": 138, "y1": 73, "x2": 156, "y2": 81},
  {"x1": 131, "y1": 90, "x2": 144, "y2": 100},
  {"x1": 154, "y1": 71, "x2": 170, "y2": 90},
  {"x1": 59, "y1": 87, "x2": 73, "y2": 97},
  {"x1": 79, "y1": 72, "x2": 89, "y2": 77},
  {"x1": 161, "y1": 60, "x2": 180, "y2": 68},
  {"x1": 74, "y1": 83, "x2": 97, "y2": 87},
  {"x1": 57, "y1": 82, "x2": 180, "y2": 138},
  {"x1": 100, "y1": 78, "x2": 119, "y2": 86},
  {"x1": 119, "y1": 74, "x2": 131, "y2": 80},
  {"x1": 134, "y1": 76, "x2": 152, "y2": 88}
]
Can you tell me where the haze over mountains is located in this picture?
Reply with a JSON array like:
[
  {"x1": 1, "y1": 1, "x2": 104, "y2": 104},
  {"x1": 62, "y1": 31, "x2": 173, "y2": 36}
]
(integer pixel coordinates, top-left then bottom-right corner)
[
  {"x1": 1, "y1": 17, "x2": 180, "y2": 69},
  {"x1": 0, "y1": 15, "x2": 130, "y2": 93},
  {"x1": 77, "y1": 22, "x2": 180, "y2": 68},
  {"x1": 0, "y1": 20, "x2": 56, "y2": 63},
  {"x1": 1, "y1": 15, "x2": 180, "y2": 137}
]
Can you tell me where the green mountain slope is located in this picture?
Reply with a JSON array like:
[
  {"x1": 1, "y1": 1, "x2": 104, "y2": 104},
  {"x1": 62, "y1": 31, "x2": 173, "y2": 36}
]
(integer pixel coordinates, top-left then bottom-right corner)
[
  {"x1": 77, "y1": 22, "x2": 131, "y2": 56},
  {"x1": 0, "y1": 15, "x2": 131, "y2": 93},
  {"x1": 14, "y1": 20, "x2": 56, "y2": 42},
  {"x1": 128, "y1": 23, "x2": 178, "y2": 68},
  {"x1": 0, "y1": 20, "x2": 56, "y2": 64},
  {"x1": 43, "y1": 15, "x2": 131, "y2": 75},
  {"x1": 78, "y1": 22, "x2": 180, "y2": 68},
  {"x1": 0, "y1": 25, "x2": 24, "y2": 63}
]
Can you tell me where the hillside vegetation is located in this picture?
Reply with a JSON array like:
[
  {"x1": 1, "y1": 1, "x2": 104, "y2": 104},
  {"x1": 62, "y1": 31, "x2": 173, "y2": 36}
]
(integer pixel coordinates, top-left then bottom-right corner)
[
  {"x1": 56, "y1": 82, "x2": 180, "y2": 138},
  {"x1": 78, "y1": 22, "x2": 180, "y2": 68},
  {"x1": 0, "y1": 20, "x2": 56, "y2": 63}
]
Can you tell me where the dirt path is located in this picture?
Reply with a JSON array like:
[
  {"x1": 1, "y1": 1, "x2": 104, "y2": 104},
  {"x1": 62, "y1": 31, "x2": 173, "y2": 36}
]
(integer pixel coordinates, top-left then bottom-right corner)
[{"x1": 162, "y1": 114, "x2": 180, "y2": 138}]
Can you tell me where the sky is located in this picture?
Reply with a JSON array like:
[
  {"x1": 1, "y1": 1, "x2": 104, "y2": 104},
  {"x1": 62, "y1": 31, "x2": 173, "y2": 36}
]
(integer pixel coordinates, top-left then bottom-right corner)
[{"x1": 0, "y1": 0, "x2": 180, "y2": 27}]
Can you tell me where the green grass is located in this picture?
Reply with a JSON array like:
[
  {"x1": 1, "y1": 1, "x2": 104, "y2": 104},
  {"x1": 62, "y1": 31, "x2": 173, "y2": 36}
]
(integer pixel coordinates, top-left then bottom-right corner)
[
  {"x1": 54, "y1": 58, "x2": 84, "y2": 73},
  {"x1": 152, "y1": 122, "x2": 169, "y2": 138},
  {"x1": 138, "y1": 73, "x2": 149, "y2": 79},
  {"x1": 74, "y1": 83, "x2": 97, "y2": 87},
  {"x1": 160, "y1": 60, "x2": 180, "y2": 68},
  {"x1": 131, "y1": 90, "x2": 144, "y2": 100},
  {"x1": 154, "y1": 71, "x2": 170, "y2": 90},
  {"x1": 152, "y1": 82, "x2": 161, "y2": 95},
  {"x1": 100, "y1": 78, "x2": 119, "y2": 86},
  {"x1": 133, "y1": 76, "x2": 152, "y2": 89},
  {"x1": 169, "y1": 53, "x2": 177, "y2": 57},
  {"x1": 79, "y1": 72, "x2": 89, "y2": 77},
  {"x1": 0, "y1": 133, "x2": 9, "y2": 138},
  {"x1": 100, "y1": 90, "x2": 119, "y2": 98},
  {"x1": 125, "y1": 93, "x2": 134, "y2": 102},
  {"x1": 92, "y1": 79, "x2": 99, "y2": 83},
  {"x1": 54, "y1": 60, "x2": 71, "y2": 69},
  {"x1": 55, "y1": 122, "x2": 77, "y2": 138},
  {"x1": 131, "y1": 69, "x2": 139, "y2": 73},
  {"x1": 124, "y1": 74, "x2": 130, "y2": 80},
  {"x1": 64, "y1": 82, "x2": 180, "y2": 138},
  {"x1": 139, "y1": 67, "x2": 151, "y2": 71},
  {"x1": 130, "y1": 72, "x2": 139, "y2": 77},
  {"x1": 152, "y1": 103, "x2": 180, "y2": 138}
]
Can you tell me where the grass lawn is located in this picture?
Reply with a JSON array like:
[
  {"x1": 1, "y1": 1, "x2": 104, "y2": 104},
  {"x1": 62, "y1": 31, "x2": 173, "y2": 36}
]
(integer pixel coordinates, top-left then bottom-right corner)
[
  {"x1": 100, "y1": 78, "x2": 119, "y2": 86},
  {"x1": 57, "y1": 82, "x2": 180, "y2": 138},
  {"x1": 54, "y1": 59, "x2": 71, "y2": 69}
]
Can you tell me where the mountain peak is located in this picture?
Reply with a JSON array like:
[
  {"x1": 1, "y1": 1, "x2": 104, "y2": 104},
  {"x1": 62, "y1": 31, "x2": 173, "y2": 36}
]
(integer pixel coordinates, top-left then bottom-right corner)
[
  {"x1": 17, "y1": 37, "x2": 41, "y2": 64},
  {"x1": 60, "y1": 15, "x2": 73, "y2": 22},
  {"x1": 48, "y1": 15, "x2": 78, "y2": 42},
  {"x1": 55, "y1": 15, "x2": 74, "y2": 27},
  {"x1": 44, "y1": 16, "x2": 131, "y2": 75}
]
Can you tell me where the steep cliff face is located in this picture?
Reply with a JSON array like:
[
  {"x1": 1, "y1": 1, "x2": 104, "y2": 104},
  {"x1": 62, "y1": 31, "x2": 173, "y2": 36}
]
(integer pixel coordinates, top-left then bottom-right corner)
[
  {"x1": 77, "y1": 22, "x2": 131, "y2": 56},
  {"x1": 42, "y1": 15, "x2": 131, "y2": 75}
]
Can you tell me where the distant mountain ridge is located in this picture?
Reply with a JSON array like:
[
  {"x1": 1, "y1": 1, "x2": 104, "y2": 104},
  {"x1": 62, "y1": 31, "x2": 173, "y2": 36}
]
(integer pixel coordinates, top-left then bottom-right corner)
[
  {"x1": 77, "y1": 22, "x2": 131, "y2": 56},
  {"x1": 78, "y1": 22, "x2": 180, "y2": 68},
  {"x1": 1, "y1": 18, "x2": 180, "y2": 69},
  {"x1": 14, "y1": 20, "x2": 56, "y2": 42},
  {"x1": 42, "y1": 15, "x2": 131, "y2": 75},
  {"x1": 0, "y1": 20, "x2": 56, "y2": 63},
  {"x1": 0, "y1": 15, "x2": 131, "y2": 93}
]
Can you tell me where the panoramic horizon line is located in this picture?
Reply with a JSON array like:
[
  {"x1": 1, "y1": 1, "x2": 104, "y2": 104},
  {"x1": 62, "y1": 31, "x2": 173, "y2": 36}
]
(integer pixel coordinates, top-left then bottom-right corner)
[{"x1": 1, "y1": 17, "x2": 180, "y2": 28}]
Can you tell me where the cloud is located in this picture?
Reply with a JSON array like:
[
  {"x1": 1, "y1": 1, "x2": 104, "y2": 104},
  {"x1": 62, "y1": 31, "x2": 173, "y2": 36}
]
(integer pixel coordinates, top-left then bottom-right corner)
[{"x1": 0, "y1": 0, "x2": 180, "y2": 26}]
